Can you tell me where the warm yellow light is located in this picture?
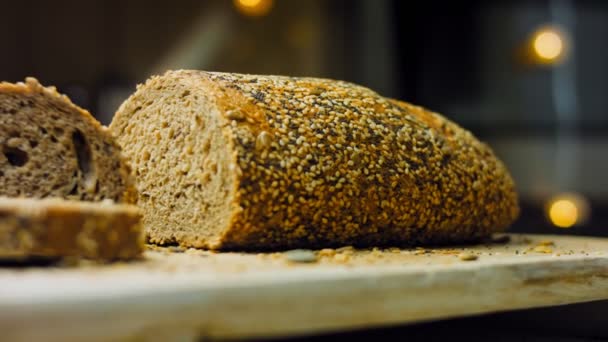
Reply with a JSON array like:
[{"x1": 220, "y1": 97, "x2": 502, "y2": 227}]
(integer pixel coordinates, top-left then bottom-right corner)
[
  {"x1": 239, "y1": 0, "x2": 263, "y2": 6},
  {"x1": 532, "y1": 28, "x2": 565, "y2": 62},
  {"x1": 548, "y1": 199, "x2": 578, "y2": 228},
  {"x1": 234, "y1": 0, "x2": 273, "y2": 17},
  {"x1": 546, "y1": 193, "x2": 591, "y2": 228}
]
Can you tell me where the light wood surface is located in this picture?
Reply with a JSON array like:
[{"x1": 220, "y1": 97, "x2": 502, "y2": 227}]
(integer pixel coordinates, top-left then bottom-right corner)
[{"x1": 1, "y1": 234, "x2": 608, "y2": 341}]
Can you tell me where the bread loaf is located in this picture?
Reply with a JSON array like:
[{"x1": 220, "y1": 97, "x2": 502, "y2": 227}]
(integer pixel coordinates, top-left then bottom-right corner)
[
  {"x1": 111, "y1": 70, "x2": 519, "y2": 250},
  {"x1": 0, "y1": 78, "x2": 135, "y2": 203},
  {"x1": 0, "y1": 197, "x2": 143, "y2": 260}
]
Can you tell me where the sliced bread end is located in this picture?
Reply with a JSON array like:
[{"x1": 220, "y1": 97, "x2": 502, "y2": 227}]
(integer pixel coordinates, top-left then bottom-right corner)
[{"x1": 0, "y1": 197, "x2": 144, "y2": 260}]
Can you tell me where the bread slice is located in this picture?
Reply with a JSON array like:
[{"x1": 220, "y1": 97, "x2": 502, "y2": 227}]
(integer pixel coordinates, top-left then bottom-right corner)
[
  {"x1": 110, "y1": 70, "x2": 519, "y2": 250},
  {"x1": 0, "y1": 197, "x2": 143, "y2": 260},
  {"x1": 0, "y1": 78, "x2": 135, "y2": 203}
]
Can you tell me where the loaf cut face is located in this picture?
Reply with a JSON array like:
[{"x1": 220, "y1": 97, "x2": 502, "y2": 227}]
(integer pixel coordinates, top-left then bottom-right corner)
[
  {"x1": 0, "y1": 197, "x2": 143, "y2": 260},
  {"x1": 0, "y1": 78, "x2": 135, "y2": 203},
  {"x1": 111, "y1": 70, "x2": 519, "y2": 250}
]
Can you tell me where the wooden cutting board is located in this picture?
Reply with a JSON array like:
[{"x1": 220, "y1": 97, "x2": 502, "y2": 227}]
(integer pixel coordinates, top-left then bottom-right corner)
[{"x1": 1, "y1": 234, "x2": 608, "y2": 341}]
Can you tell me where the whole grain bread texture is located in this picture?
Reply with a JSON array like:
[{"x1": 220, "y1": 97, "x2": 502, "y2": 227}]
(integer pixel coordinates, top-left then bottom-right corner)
[
  {"x1": 111, "y1": 70, "x2": 519, "y2": 250},
  {"x1": 0, "y1": 78, "x2": 136, "y2": 203},
  {"x1": 0, "y1": 197, "x2": 143, "y2": 260}
]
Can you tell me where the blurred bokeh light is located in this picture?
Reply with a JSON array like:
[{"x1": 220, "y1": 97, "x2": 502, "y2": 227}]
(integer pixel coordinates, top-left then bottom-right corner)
[
  {"x1": 548, "y1": 198, "x2": 578, "y2": 228},
  {"x1": 531, "y1": 26, "x2": 567, "y2": 64},
  {"x1": 233, "y1": 0, "x2": 273, "y2": 17},
  {"x1": 546, "y1": 193, "x2": 590, "y2": 228}
]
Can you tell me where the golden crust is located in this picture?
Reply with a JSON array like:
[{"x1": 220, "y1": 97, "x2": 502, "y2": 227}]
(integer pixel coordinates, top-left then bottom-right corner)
[
  {"x1": 206, "y1": 72, "x2": 518, "y2": 249},
  {"x1": 0, "y1": 197, "x2": 144, "y2": 260}
]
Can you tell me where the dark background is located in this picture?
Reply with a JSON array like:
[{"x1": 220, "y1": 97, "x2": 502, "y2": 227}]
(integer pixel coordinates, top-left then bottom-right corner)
[{"x1": 1, "y1": 0, "x2": 606, "y2": 237}]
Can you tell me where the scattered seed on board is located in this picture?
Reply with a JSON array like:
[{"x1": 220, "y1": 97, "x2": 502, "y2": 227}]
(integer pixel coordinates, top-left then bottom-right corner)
[
  {"x1": 532, "y1": 245, "x2": 553, "y2": 254},
  {"x1": 185, "y1": 248, "x2": 208, "y2": 257},
  {"x1": 284, "y1": 249, "x2": 317, "y2": 263},
  {"x1": 318, "y1": 248, "x2": 336, "y2": 257},
  {"x1": 333, "y1": 253, "x2": 350, "y2": 263},
  {"x1": 537, "y1": 240, "x2": 555, "y2": 246},
  {"x1": 458, "y1": 253, "x2": 478, "y2": 261}
]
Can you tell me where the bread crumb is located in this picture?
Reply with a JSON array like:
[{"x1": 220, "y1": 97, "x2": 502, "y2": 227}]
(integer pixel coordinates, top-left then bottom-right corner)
[
  {"x1": 333, "y1": 253, "x2": 350, "y2": 263},
  {"x1": 185, "y1": 248, "x2": 207, "y2": 256},
  {"x1": 537, "y1": 240, "x2": 555, "y2": 246},
  {"x1": 370, "y1": 248, "x2": 384, "y2": 258},
  {"x1": 458, "y1": 253, "x2": 478, "y2": 261},
  {"x1": 318, "y1": 248, "x2": 336, "y2": 257},
  {"x1": 438, "y1": 249, "x2": 460, "y2": 255},
  {"x1": 268, "y1": 252, "x2": 283, "y2": 260},
  {"x1": 532, "y1": 245, "x2": 553, "y2": 254}
]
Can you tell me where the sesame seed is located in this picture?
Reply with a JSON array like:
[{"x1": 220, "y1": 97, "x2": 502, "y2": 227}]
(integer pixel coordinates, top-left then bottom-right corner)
[
  {"x1": 225, "y1": 109, "x2": 244, "y2": 121},
  {"x1": 255, "y1": 131, "x2": 272, "y2": 151}
]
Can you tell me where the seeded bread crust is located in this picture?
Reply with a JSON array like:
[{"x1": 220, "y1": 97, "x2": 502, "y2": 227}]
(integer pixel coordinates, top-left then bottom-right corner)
[
  {"x1": 0, "y1": 197, "x2": 144, "y2": 260},
  {"x1": 111, "y1": 70, "x2": 519, "y2": 250},
  {"x1": 0, "y1": 78, "x2": 136, "y2": 203}
]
